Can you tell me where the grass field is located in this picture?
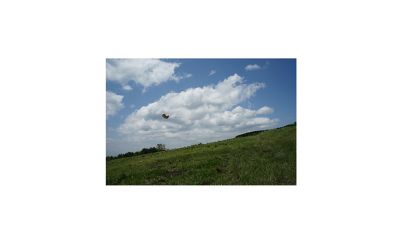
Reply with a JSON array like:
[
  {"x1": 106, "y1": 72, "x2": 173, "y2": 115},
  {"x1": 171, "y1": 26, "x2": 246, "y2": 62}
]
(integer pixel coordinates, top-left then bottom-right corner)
[{"x1": 106, "y1": 124, "x2": 296, "y2": 185}]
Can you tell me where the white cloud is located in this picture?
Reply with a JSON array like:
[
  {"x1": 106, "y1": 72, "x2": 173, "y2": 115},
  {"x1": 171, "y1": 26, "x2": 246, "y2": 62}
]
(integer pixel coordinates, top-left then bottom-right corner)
[
  {"x1": 256, "y1": 106, "x2": 273, "y2": 114},
  {"x1": 245, "y1": 64, "x2": 261, "y2": 71},
  {"x1": 209, "y1": 70, "x2": 216, "y2": 76},
  {"x1": 106, "y1": 59, "x2": 183, "y2": 89},
  {"x1": 106, "y1": 91, "x2": 124, "y2": 118},
  {"x1": 122, "y1": 84, "x2": 133, "y2": 91},
  {"x1": 114, "y1": 74, "x2": 277, "y2": 152}
]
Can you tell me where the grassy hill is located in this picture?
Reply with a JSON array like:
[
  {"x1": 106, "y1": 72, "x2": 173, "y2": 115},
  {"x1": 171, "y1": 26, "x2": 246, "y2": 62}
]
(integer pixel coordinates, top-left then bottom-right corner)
[{"x1": 106, "y1": 124, "x2": 296, "y2": 185}]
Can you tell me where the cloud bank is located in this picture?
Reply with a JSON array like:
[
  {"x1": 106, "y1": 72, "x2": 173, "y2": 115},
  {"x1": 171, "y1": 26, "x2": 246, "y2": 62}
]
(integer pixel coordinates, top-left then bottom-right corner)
[
  {"x1": 106, "y1": 59, "x2": 183, "y2": 89},
  {"x1": 106, "y1": 91, "x2": 124, "y2": 117},
  {"x1": 114, "y1": 74, "x2": 277, "y2": 152}
]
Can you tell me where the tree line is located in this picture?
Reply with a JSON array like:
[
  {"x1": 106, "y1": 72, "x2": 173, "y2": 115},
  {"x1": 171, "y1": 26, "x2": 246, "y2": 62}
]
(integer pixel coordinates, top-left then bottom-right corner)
[
  {"x1": 106, "y1": 144, "x2": 166, "y2": 161},
  {"x1": 235, "y1": 122, "x2": 296, "y2": 138}
]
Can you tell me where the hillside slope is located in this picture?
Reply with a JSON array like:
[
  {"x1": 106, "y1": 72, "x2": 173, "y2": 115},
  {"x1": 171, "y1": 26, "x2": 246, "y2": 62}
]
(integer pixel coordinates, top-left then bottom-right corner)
[{"x1": 106, "y1": 125, "x2": 296, "y2": 185}]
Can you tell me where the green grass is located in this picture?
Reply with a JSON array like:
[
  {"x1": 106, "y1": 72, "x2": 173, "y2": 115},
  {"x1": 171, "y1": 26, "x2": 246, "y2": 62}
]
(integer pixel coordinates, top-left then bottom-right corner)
[{"x1": 106, "y1": 125, "x2": 296, "y2": 185}]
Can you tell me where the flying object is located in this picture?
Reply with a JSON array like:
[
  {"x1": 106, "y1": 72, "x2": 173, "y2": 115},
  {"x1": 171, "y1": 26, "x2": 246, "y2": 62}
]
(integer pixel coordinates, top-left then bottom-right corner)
[{"x1": 162, "y1": 113, "x2": 170, "y2": 119}]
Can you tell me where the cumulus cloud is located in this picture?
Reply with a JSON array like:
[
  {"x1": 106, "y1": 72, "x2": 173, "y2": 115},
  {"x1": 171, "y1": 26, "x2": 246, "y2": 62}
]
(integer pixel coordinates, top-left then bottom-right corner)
[
  {"x1": 209, "y1": 70, "x2": 216, "y2": 76},
  {"x1": 245, "y1": 64, "x2": 261, "y2": 71},
  {"x1": 115, "y1": 74, "x2": 277, "y2": 151},
  {"x1": 106, "y1": 91, "x2": 124, "y2": 117},
  {"x1": 106, "y1": 59, "x2": 184, "y2": 89}
]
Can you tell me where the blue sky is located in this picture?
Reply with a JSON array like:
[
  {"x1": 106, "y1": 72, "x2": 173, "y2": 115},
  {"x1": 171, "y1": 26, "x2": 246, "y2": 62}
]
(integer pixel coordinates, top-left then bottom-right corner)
[{"x1": 106, "y1": 59, "x2": 296, "y2": 155}]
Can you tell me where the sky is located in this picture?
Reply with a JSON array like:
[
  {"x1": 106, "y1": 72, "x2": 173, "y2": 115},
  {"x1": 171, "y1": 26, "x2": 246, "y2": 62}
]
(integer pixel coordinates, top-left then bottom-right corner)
[{"x1": 106, "y1": 59, "x2": 296, "y2": 156}]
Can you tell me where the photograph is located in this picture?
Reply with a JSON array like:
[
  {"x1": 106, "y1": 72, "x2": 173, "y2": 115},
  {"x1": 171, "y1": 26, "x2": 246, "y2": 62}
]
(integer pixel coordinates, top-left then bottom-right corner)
[
  {"x1": 3, "y1": 0, "x2": 399, "y2": 242},
  {"x1": 106, "y1": 58, "x2": 296, "y2": 185}
]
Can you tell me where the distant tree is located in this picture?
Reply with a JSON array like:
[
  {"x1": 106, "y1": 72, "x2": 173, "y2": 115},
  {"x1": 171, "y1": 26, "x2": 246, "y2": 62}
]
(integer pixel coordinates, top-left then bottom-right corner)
[{"x1": 157, "y1": 144, "x2": 166, "y2": 151}]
